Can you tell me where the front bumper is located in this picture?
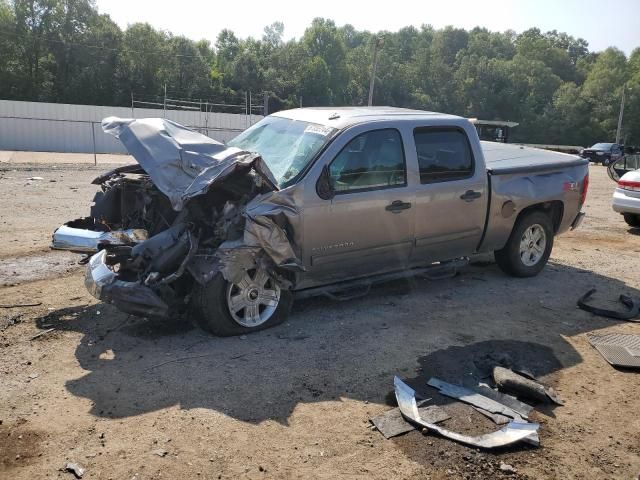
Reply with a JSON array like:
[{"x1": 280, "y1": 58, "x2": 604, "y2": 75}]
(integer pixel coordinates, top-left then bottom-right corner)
[
  {"x1": 52, "y1": 224, "x2": 148, "y2": 253},
  {"x1": 85, "y1": 250, "x2": 168, "y2": 317},
  {"x1": 612, "y1": 188, "x2": 640, "y2": 215}
]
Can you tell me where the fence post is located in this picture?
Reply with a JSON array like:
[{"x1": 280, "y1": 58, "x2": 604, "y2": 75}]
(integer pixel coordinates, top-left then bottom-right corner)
[{"x1": 91, "y1": 122, "x2": 97, "y2": 166}]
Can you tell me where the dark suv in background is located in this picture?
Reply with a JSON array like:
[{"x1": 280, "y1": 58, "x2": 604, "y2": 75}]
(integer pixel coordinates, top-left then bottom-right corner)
[{"x1": 580, "y1": 142, "x2": 623, "y2": 166}]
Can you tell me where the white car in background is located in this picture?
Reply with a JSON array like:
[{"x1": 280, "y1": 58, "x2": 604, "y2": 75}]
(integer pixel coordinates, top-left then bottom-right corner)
[{"x1": 612, "y1": 169, "x2": 640, "y2": 227}]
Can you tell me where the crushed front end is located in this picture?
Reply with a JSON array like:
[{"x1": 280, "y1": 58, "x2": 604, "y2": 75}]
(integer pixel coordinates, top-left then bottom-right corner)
[{"x1": 51, "y1": 117, "x2": 303, "y2": 319}]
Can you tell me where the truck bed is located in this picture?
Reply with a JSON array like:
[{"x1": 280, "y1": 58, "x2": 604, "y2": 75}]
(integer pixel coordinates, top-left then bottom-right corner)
[{"x1": 481, "y1": 141, "x2": 588, "y2": 175}]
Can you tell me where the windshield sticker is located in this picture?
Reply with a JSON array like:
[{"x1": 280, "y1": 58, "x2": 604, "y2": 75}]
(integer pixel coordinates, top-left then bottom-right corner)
[{"x1": 304, "y1": 124, "x2": 334, "y2": 137}]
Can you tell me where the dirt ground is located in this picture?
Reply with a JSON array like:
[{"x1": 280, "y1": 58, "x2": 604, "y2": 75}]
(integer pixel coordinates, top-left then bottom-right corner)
[{"x1": 1, "y1": 158, "x2": 639, "y2": 480}]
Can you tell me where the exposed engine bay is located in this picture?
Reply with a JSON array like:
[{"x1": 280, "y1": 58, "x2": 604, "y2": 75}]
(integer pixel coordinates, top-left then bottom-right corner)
[{"x1": 52, "y1": 117, "x2": 303, "y2": 319}]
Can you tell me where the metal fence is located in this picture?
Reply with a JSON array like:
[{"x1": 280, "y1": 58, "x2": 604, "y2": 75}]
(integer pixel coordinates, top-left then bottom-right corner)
[{"x1": 0, "y1": 100, "x2": 263, "y2": 162}]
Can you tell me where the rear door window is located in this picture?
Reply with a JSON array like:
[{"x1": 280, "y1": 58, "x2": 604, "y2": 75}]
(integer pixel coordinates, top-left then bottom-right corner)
[
  {"x1": 414, "y1": 128, "x2": 474, "y2": 184},
  {"x1": 329, "y1": 129, "x2": 406, "y2": 193}
]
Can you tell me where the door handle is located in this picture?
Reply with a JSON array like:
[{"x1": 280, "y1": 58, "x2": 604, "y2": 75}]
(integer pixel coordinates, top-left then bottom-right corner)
[
  {"x1": 385, "y1": 200, "x2": 412, "y2": 213},
  {"x1": 460, "y1": 190, "x2": 482, "y2": 202}
]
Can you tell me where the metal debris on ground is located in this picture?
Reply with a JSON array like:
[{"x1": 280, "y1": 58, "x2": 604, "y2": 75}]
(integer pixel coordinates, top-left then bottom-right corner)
[
  {"x1": 471, "y1": 385, "x2": 534, "y2": 419},
  {"x1": 394, "y1": 377, "x2": 540, "y2": 449},
  {"x1": 586, "y1": 333, "x2": 640, "y2": 368},
  {"x1": 473, "y1": 407, "x2": 511, "y2": 425},
  {"x1": 64, "y1": 462, "x2": 85, "y2": 478},
  {"x1": 493, "y1": 367, "x2": 564, "y2": 405},
  {"x1": 577, "y1": 288, "x2": 640, "y2": 321},
  {"x1": 427, "y1": 378, "x2": 527, "y2": 421},
  {"x1": 152, "y1": 448, "x2": 169, "y2": 457},
  {"x1": 499, "y1": 462, "x2": 517, "y2": 474},
  {"x1": 371, "y1": 405, "x2": 450, "y2": 439}
]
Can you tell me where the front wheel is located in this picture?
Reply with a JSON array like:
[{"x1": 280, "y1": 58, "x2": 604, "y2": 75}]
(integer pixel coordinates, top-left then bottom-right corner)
[
  {"x1": 603, "y1": 158, "x2": 611, "y2": 166},
  {"x1": 190, "y1": 267, "x2": 292, "y2": 336},
  {"x1": 623, "y1": 213, "x2": 640, "y2": 228},
  {"x1": 495, "y1": 211, "x2": 554, "y2": 277}
]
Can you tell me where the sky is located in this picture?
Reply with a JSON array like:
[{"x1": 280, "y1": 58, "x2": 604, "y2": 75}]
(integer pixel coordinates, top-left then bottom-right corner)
[{"x1": 95, "y1": 0, "x2": 640, "y2": 56}]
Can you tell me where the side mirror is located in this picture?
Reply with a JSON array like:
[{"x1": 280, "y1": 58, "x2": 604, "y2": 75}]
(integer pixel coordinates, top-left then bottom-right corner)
[{"x1": 316, "y1": 164, "x2": 335, "y2": 200}]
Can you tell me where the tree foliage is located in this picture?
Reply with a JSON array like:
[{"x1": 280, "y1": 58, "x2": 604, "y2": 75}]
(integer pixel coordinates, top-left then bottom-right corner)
[{"x1": 0, "y1": 0, "x2": 638, "y2": 144}]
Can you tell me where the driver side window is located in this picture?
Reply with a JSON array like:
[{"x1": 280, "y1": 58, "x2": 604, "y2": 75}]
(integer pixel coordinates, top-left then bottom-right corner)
[{"x1": 329, "y1": 129, "x2": 406, "y2": 193}]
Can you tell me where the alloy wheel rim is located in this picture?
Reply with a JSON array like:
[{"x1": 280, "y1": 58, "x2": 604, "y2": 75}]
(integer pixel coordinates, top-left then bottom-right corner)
[
  {"x1": 519, "y1": 224, "x2": 546, "y2": 267},
  {"x1": 226, "y1": 268, "x2": 281, "y2": 327}
]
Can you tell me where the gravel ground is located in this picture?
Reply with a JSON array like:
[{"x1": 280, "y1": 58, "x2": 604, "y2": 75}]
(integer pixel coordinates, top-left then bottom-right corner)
[{"x1": 1, "y1": 159, "x2": 639, "y2": 480}]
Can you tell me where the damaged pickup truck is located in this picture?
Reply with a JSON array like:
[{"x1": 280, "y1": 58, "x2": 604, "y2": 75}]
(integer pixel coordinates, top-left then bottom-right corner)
[{"x1": 52, "y1": 108, "x2": 589, "y2": 336}]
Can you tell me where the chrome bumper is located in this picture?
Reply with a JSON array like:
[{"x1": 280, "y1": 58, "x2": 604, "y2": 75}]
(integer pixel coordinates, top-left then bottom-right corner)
[
  {"x1": 52, "y1": 225, "x2": 148, "y2": 253},
  {"x1": 85, "y1": 250, "x2": 169, "y2": 317},
  {"x1": 85, "y1": 250, "x2": 117, "y2": 298}
]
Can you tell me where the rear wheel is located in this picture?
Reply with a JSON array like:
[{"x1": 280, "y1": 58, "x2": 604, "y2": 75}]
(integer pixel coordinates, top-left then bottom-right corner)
[
  {"x1": 623, "y1": 213, "x2": 640, "y2": 228},
  {"x1": 190, "y1": 267, "x2": 292, "y2": 336},
  {"x1": 495, "y1": 211, "x2": 554, "y2": 277}
]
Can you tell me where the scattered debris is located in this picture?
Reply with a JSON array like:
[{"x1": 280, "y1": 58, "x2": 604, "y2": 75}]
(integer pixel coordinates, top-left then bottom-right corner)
[
  {"x1": 1, "y1": 313, "x2": 22, "y2": 330},
  {"x1": 152, "y1": 448, "x2": 168, "y2": 457},
  {"x1": 493, "y1": 367, "x2": 564, "y2": 405},
  {"x1": 30, "y1": 328, "x2": 55, "y2": 341},
  {"x1": 371, "y1": 405, "x2": 450, "y2": 439},
  {"x1": 471, "y1": 385, "x2": 534, "y2": 419},
  {"x1": 473, "y1": 407, "x2": 511, "y2": 425},
  {"x1": 27, "y1": 373, "x2": 39, "y2": 380},
  {"x1": 0, "y1": 302, "x2": 42, "y2": 308},
  {"x1": 577, "y1": 289, "x2": 640, "y2": 321},
  {"x1": 64, "y1": 462, "x2": 85, "y2": 478},
  {"x1": 28, "y1": 176, "x2": 44, "y2": 181},
  {"x1": 427, "y1": 378, "x2": 527, "y2": 421},
  {"x1": 394, "y1": 377, "x2": 539, "y2": 449},
  {"x1": 499, "y1": 462, "x2": 517, "y2": 474},
  {"x1": 586, "y1": 333, "x2": 640, "y2": 368}
]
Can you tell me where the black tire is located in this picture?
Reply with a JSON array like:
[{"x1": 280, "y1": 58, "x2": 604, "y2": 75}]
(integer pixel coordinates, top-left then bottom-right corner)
[
  {"x1": 623, "y1": 213, "x2": 640, "y2": 228},
  {"x1": 603, "y1": 158, "x2": 611, "y2": 166},
  {"x1": 494, "y1": 211, "x2": 554, "y2": 277},
  {"x1": 190, "y1": 272, "x2": 293, "y2": 336}
]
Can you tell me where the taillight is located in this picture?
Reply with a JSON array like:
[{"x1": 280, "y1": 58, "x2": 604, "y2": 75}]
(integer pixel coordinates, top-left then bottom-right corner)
[
  {"x1": 580, "y1": 174, "x2": 589, "y2": 205},
  {"x1": 618, "y1": 179, "x2": 640, "y2": 192}
]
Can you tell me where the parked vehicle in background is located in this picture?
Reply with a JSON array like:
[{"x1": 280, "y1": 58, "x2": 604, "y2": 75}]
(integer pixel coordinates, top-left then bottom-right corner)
[
  {"x1": 580, "y1": 143, "x2": 623, "y2": 166},
  {"x1": 51, "y1": 107, "x2": 589, "y2": 336},
  {"x1": 612, "y1": 168, "x2": 640, "y2": 227}
]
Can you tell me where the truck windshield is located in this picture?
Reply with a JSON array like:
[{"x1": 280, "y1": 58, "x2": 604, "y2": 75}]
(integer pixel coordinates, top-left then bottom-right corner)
[{"x1": 228, "y1": 116, "x2": 337, "y2": 188}]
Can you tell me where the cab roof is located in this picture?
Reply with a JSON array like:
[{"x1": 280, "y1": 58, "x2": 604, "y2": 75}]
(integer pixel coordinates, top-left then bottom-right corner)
[{"x1": 271, "y1": 106, "x2": 465, "y2": 129}]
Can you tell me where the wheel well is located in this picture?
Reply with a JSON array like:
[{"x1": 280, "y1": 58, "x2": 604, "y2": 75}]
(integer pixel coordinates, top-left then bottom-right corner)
[{"x1": 516, "y1": 201, "x2": 564, "y2": 233}]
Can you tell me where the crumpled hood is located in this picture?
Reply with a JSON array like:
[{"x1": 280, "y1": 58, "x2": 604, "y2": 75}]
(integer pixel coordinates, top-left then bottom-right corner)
[{"x1": 102, "y1": 117, "x2": 278, "y2": 211}]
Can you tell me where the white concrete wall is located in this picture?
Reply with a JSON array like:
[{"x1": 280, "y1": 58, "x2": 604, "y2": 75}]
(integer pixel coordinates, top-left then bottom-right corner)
[{"x1": 0, "y1": 100, "x2": 263, "y2": 154}]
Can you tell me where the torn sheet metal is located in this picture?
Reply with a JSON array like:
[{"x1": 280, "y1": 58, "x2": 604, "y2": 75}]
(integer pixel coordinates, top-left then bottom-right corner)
[
  {"x1": 52, "y1": 225, "x2": 148, "y2": 253},
  {"x1": 102, "y1": 117, "x2": 277, "y2": 211},
  {"x1": 577, "y1": 288, "x2": 640, "y2": 321},
  {"x1": 85, "y1": 250, "x2": 168, "y2": 317},
  {"x1": 102, "y1": 117, "x2": 303, "y2": 283},
  {"x1": 394, "y1": 377, "x2": 539, "y2": 449},
  {"x1": 586, "y1": 333, "x2": 640, "y2": 368},
  {"x1": 242, "y1": 189, "x2": 304, "y2": 270},
  {"x1": 493, "y1": 367, "x2": 564, "y2": 405},
  {"x1": 371, "y1": 406, "x2": 450, "y2": 439},
  {"x1": 472, "y1": 385, "x2": 534, "y2": 419},
  {"x1": 473, "y1": 407, "x2": 511, "y2": 425},
  {"x1": 427, "y1": 377, "x2": 526, "y2": 421}
]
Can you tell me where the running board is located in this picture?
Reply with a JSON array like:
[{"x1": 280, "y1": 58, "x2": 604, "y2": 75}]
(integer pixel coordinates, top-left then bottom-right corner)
[{"x1": 293, "y1": 258, "x2": 469, "y2": 301}]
